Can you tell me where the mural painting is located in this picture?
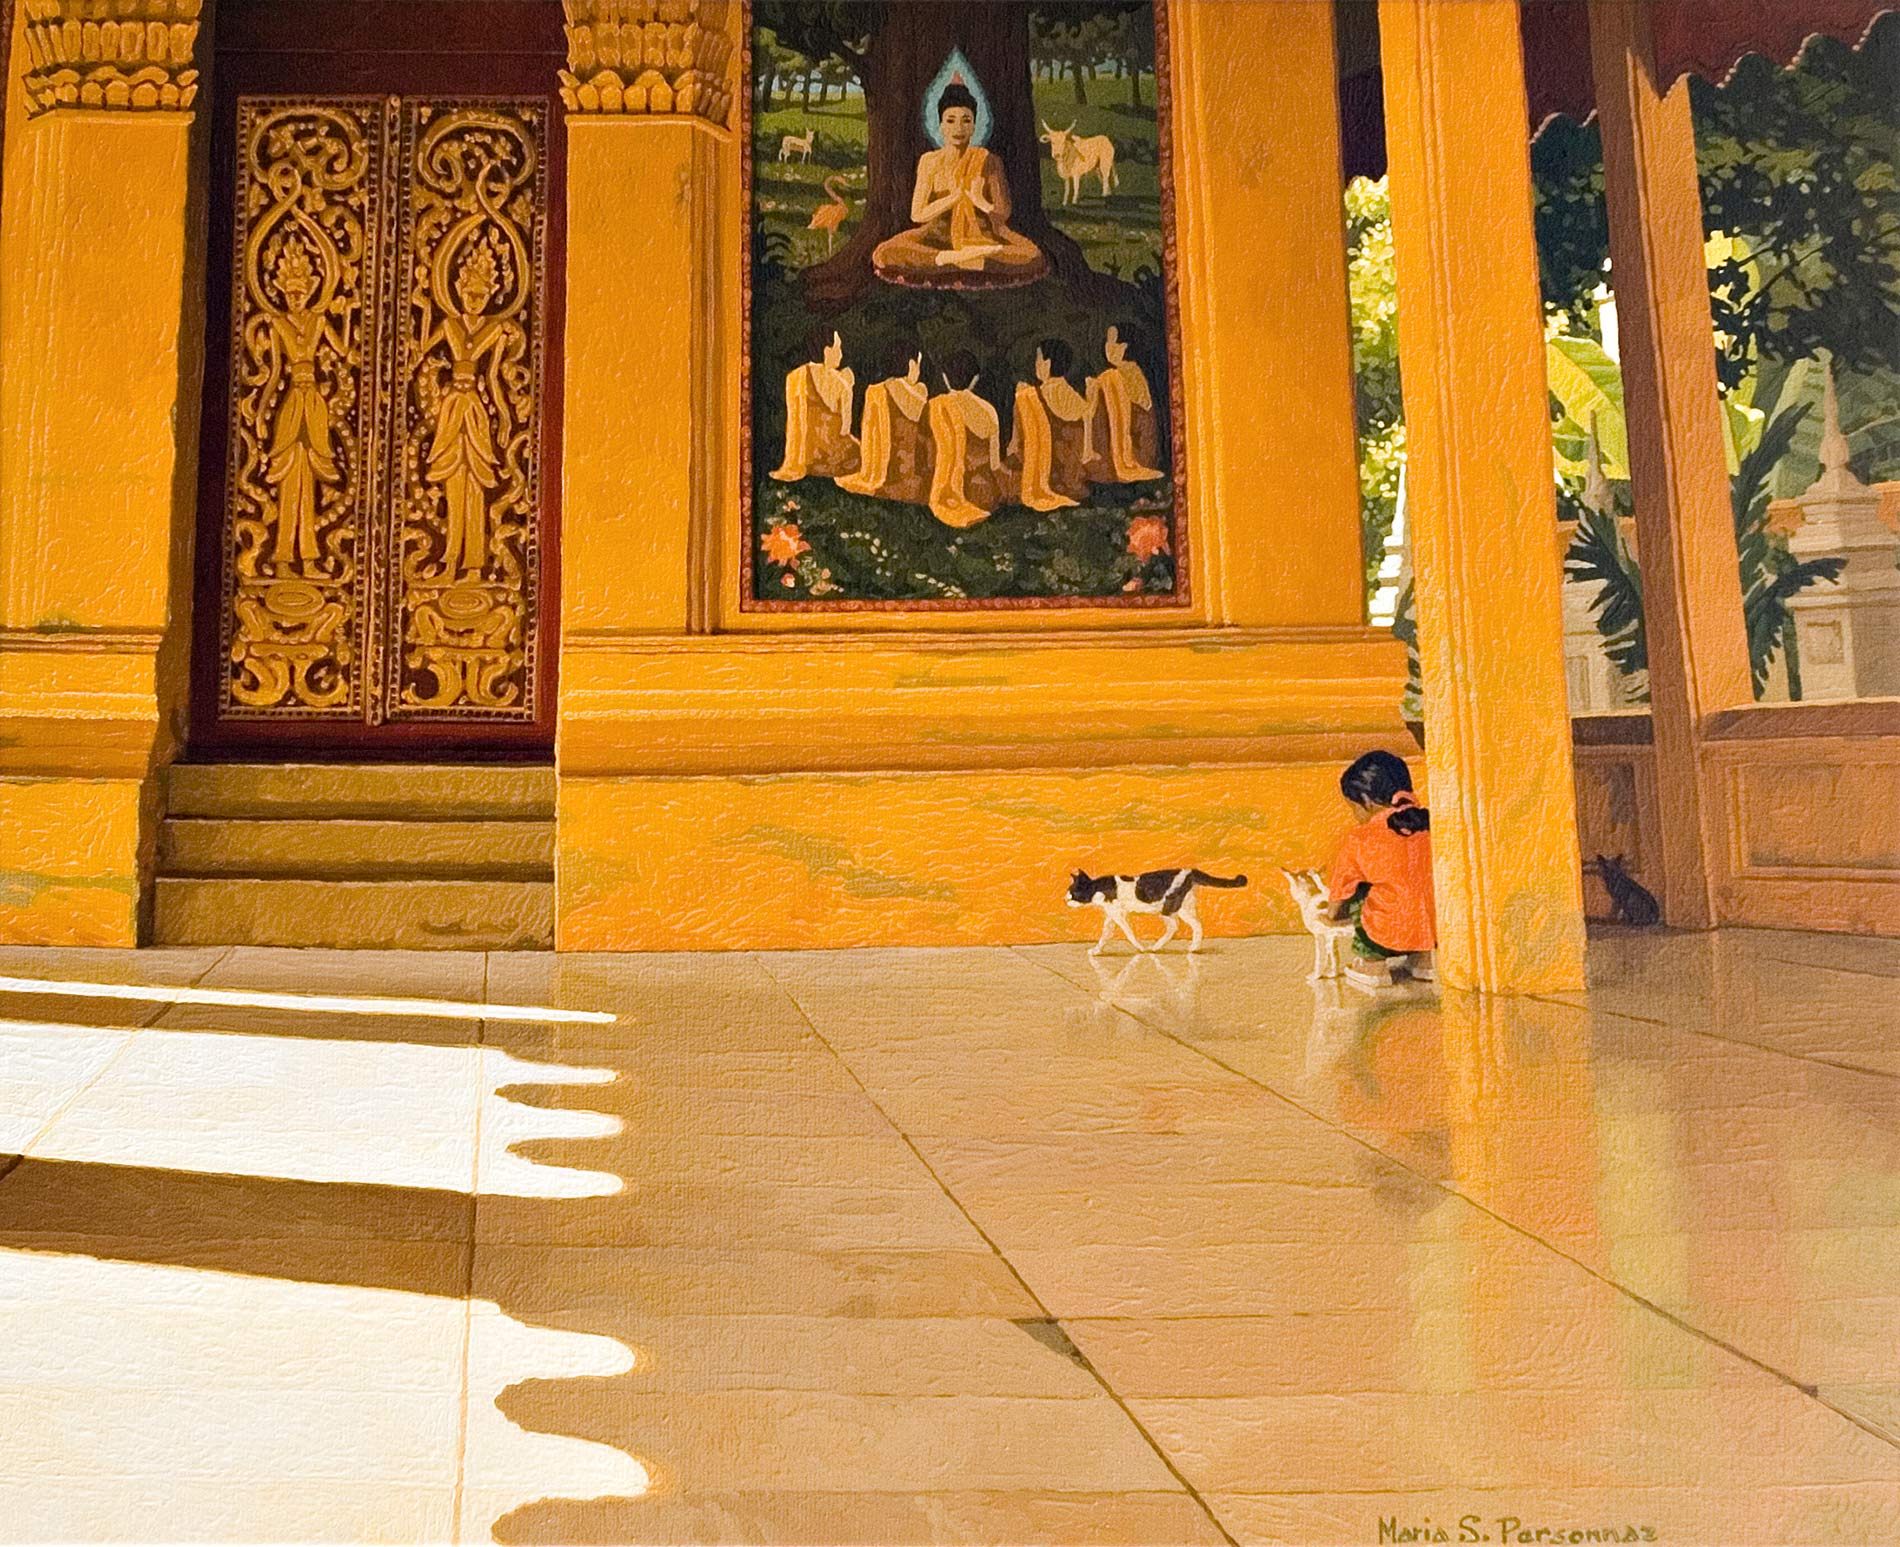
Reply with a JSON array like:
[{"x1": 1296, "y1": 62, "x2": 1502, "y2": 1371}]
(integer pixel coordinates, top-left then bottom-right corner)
[{"x1": 745, "y1": 0, "x2": 1185, "y2": 609}]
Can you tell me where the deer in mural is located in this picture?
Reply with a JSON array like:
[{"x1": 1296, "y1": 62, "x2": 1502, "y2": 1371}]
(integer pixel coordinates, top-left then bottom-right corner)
[{"x1": 778, "y1": 129, "x2": 816, "y2": 164}]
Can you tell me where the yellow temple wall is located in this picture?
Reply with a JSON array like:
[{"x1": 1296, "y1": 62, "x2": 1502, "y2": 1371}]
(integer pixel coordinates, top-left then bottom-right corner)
[
  {"x1": 0, "y1": 1, "x2": 204, "y2": 946},
  {"x1": 0, "y1": 0, "x2": 1411, "y2": 952},
  {"x1": 553, "y1": 0, "x2": 1411, "y2": 951}
]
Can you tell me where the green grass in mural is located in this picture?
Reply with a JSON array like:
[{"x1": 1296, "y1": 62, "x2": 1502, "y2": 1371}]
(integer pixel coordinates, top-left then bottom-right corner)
[{"x1": 756, "y1": 85, "x2": 1164, "y2": 278}]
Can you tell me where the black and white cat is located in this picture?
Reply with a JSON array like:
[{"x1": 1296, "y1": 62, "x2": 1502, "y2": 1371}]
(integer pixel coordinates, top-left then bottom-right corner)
[{"x1": 1067, "y1": 868, "x2": 1248, "y2": 955}]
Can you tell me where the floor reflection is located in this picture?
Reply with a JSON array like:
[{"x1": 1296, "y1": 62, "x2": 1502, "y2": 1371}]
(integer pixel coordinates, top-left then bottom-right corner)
[{"x1": 0, "y1": 932, "x2": 1897, "y2": 1544}]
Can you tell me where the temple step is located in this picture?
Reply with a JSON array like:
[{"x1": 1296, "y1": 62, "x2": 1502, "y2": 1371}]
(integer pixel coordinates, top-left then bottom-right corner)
[
  {"x1": 152, "y1": 878, "x2": 554, "y2": 951},
  {"x1": 153, "y1": 764, "x2": 556, "y2": 950},
  {"x1": 165, "y1": 762, "x2": 555, "y2": 822}
]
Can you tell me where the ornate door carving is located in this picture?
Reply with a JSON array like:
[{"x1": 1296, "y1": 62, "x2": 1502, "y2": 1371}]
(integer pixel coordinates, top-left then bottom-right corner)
[{"x1": 194, "y1": 83, "x2": 559, "y2": 756}]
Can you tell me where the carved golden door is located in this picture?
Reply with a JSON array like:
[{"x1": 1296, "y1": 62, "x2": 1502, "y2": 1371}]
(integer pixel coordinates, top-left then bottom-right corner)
[{"x1": 193, "y1": 60, "x2": 562, "y2": 757}]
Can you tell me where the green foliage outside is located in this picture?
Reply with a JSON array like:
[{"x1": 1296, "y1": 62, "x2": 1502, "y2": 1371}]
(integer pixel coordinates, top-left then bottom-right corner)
[
  {"x1": 1345, "y1": 178, "x2": 1404, "y2": 596},
  {"x1": 1355, "y1": 16, "x2": 1897, "y2": 704}
]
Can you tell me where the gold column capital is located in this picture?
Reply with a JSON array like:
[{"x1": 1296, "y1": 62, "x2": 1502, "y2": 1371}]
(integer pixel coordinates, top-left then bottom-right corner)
[
  {"x1": 19, "y1": 0, "x2": 203, "y2": 118},
  {"x1": 560, "y1": 0, "x2": 737, "y2": 124}
]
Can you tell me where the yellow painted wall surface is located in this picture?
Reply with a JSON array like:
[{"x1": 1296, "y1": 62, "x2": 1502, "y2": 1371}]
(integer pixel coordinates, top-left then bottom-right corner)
[
  {"x1": 0, "y1": 777, "x2": 143, "y2": 945},
  {"x1": 0, "y1": 6, "x2": 202, "y2": 945},
  {"x1": 0, "y1": 113, "x2": 194, "y2": 633},
  {"x1": 559, "y1": 762, "x2": 1365, "y2": 953},
  {"x1": 555, "y1": 628, "x2": 1411, "y2": 950},
  {"x1": 551, "y1": 3, "x2": 1406, "y2": 951}
]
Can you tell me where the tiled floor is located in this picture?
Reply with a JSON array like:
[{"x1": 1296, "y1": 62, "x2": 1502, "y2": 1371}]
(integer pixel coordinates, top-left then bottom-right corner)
[{"x1": 1, "y1": 929, "x2": 1898, "y2": 1545}]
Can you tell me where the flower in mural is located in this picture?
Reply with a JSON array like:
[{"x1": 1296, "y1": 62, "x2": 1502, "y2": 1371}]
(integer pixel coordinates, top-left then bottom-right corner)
[
  {"x1": 1126, "y1": 515, "x2": 1171, "y2": 562},
  {"x1": 762, "y1": 523, "x2": 809, "y2": 566}
]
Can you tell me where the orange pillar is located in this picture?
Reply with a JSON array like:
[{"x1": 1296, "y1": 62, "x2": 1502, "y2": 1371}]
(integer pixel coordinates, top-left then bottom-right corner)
[
  {"x1": 1173, "y1": 0, "x2": 1366, "y2": 626},
  {"x1": 1588, "y1": 0, "x2": 1753, "y2": 929},
  {"x1": 1378, "y1": 0, "x2": 1586, "y2": 993}
]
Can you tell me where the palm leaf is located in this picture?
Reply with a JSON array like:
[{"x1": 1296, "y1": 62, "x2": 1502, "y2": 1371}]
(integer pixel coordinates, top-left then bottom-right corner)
[
  {"x1": 1729, "y1": 399, "x2": 1841, "y2": 695},
  {"x1": 1546, "y1": 336, "x2": 1630, "y2": 478},
  {"x1": 1565, "y1": 506, "x2": 1649, "y2": 685}
]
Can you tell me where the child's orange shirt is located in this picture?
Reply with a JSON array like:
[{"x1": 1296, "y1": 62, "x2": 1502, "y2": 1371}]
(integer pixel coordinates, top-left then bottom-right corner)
[{"x1": 1328, "y1": 802, "x2": 1436, "y2": 953}]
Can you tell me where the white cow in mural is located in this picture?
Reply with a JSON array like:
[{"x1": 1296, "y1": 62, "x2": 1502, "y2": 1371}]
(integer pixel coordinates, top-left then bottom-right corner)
[{"x1": 1040, "y1": 120, "x2": 1118, "y2": 204}]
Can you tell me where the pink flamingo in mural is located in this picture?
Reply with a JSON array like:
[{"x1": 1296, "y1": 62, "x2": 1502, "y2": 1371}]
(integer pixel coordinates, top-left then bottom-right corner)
[{"x1": 808, "y1": 175, "x2": 853, "y2": 254}]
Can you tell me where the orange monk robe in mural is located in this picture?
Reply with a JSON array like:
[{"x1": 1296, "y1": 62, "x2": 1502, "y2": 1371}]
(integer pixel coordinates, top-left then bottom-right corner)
[
  {"x1": 772, "y1": 332, "x2": 860, "y2": 482},
  {"x1": 925, "y1": 353, "x2": 1012, "y2": 528},
  {"x1": 1084, "y1": 326, "x2": 1165, "y2": 484},
  {"x1": 836, "y1": 352, "x2": 933, "y2": 504},
  {"x1": 1009, "y1": 342, "x2": 1091, "y2": 512}
]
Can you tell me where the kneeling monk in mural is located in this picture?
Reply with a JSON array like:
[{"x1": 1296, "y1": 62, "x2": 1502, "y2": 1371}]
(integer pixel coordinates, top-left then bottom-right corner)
[
  {"x1": 837, "y1": 343, "x2": 933, "y2": 504},
  {"x1": 925, "y1": 350, "x2": 1013, "y2": 529},
  {"x1": 1084, "y1": 325, "x2": 1165, "y2": 484},
  {"x1": 773, "y1": 330, "x2": 860, "y2": 483},
  {"x1": 1009, "y1": 338, "x2": 1092, "y2": 511}
]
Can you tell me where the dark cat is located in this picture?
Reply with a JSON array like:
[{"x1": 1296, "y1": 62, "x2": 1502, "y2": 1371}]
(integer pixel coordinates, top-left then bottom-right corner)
[
  {"x1": 1067, "y1": 868, "x2": 1248, "y2": 955},
  {"x1": 1586, "y1": 854, "x2": 1661, "y2": 927}
]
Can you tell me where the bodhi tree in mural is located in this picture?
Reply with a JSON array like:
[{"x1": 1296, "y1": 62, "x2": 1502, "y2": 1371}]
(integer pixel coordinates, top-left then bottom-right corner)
[{"x1": 747, "y1": 0, "x2": 1181, "y2": 608}]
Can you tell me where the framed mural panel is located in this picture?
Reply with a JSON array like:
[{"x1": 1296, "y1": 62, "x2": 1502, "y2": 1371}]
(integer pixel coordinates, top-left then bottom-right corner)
[{"x1": 742, "y1": 0, "x2": 1188, "y2": 611}]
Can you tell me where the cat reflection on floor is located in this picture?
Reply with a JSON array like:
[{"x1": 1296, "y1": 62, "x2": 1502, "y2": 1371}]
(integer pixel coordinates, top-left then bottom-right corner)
[{"x1": 1087, "y1": 949, "x2": 1204, "y2": 1036}]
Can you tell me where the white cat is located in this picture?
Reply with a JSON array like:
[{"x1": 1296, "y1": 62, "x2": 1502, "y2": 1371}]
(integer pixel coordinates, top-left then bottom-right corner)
[
  {"x1": 1067, "y1": 868, "x2": 1247, "y2": 955},
  {"x1": 1281, "y1": 867, "x2": 1357, "y2": 981}
]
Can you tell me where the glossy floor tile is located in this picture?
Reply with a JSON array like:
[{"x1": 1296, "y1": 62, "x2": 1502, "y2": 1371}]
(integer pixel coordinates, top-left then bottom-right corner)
[{"x1": 0, "y1": 928, "x2": 1897, "y2": 1544}]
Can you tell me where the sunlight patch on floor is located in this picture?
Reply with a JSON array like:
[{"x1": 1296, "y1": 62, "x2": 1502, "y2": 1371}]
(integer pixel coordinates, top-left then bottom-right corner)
[
  {"x1": 0, "y1": 1248, "x2": 647, "y2": 1544},
  {"x1": 0, "y1": 975, "x2": 616, "y2": 1025},
  {"x1": 6, "y1": 1022, "x2": 622, "y2": 1200}
]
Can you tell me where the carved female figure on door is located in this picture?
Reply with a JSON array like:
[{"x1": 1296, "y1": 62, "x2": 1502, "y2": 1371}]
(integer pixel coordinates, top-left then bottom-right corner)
[
  {"x1": 424, "y1": 245, "x2": 507, "y2": 577},
  {"x1": 263, "y1": 239, "x2": 351, "y2": 572}
]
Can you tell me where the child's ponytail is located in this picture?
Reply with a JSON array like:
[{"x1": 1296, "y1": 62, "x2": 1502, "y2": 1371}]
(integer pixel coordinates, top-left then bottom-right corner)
[
  {"x1": 1340, "y1": 750, "x2": 1431, "y2": 836},
  {"x1": 1387, "y1": 802, "x2": 1431, "y2": 836}
]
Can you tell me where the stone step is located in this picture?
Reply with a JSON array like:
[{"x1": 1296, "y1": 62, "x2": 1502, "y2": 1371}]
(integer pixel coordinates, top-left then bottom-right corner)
[
  {"x1": 166, "y1": 763, "x2": 556, "y2": 821},
  {"x1": 152, "y1": 877, "x2": 554, "y2": 951},
  {"x1": 158, "y1": 818, "x2": 554, "y2": 881}
]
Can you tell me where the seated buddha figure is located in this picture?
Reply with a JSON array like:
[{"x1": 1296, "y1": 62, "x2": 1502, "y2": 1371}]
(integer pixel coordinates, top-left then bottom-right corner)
[
  {"x1": 925, "y1": 350, "x2": 1012, "y2": 528},
  {"x1": 872, "y1": 81, "x2": 1047, "y2": 287},
  {"x1": 837, "y1": 343, "x2": 932, "y2": 504},
  {"x1": 772, "y1": 330, "x2": 860, "y2": 482},
  {"x1": 1008, "y1": 338, "x2": 1091, "y2": 512},
  {"x1": 1084, "y1": 325, "x2": 1165, "y2": 483}
]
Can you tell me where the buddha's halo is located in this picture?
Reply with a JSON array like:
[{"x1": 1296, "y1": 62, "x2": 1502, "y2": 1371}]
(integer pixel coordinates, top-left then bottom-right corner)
[{"x1": 923, "y1": 48, "x2": 994, "y2": 148}]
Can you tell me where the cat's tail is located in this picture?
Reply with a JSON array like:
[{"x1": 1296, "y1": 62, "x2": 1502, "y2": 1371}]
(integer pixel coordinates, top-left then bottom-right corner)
[{"x1": 1189, "y1": 870, "x2": 1248, "y2": 889}]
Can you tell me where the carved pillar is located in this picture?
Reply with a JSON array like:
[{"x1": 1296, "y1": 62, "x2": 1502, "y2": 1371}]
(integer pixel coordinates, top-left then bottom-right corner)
[
  {"x1": 0, "y1": 0, "x2": 204, "y2": 944},
  {"x1": 555, "y1": 1, "x2": 737, "y2": 946},
  {"x1": 1378, "y1": 0, "x2": 1587, "y2": 993},
  {"x1": 558, "y1": 0, "x2": 735, "y2": 645},
  {"x1": 1588, "y1": 0, "x2": 1753, "y2": 929}
]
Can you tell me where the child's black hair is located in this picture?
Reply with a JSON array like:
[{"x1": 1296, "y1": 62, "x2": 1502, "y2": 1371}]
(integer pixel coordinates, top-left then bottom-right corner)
[{"x1": 1341, "y1": 750, "x2": 1430, "y2": 836}]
